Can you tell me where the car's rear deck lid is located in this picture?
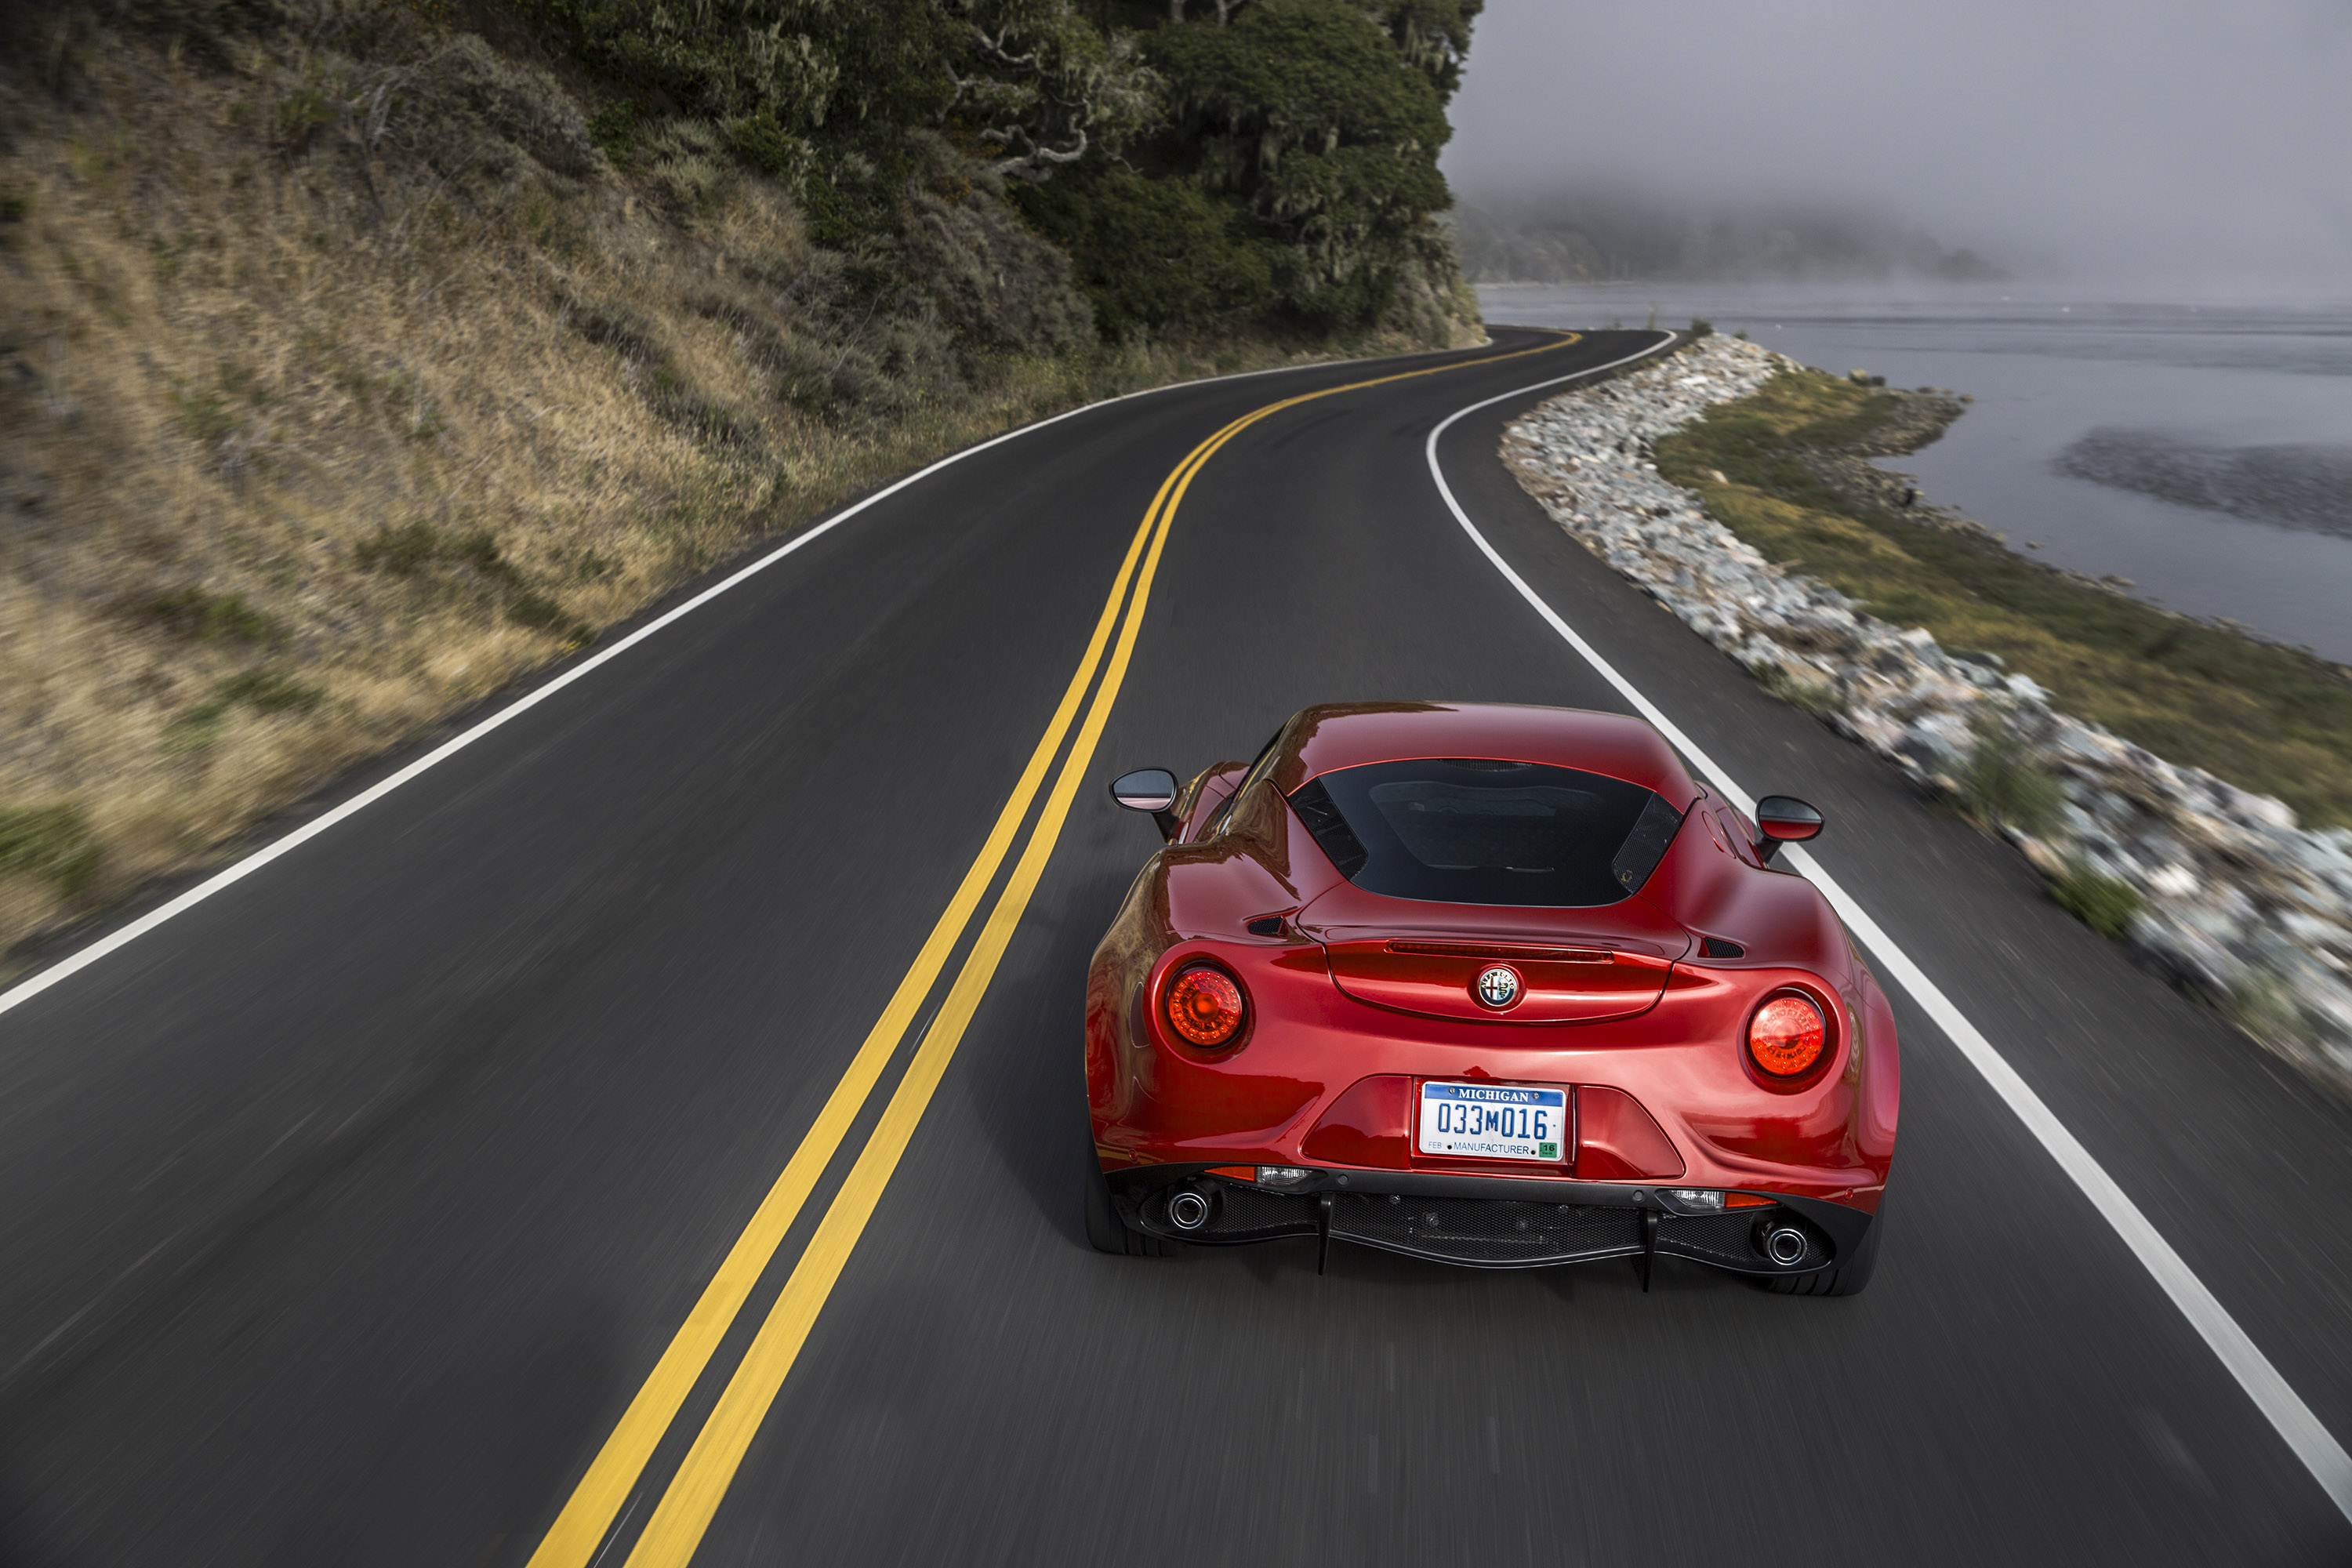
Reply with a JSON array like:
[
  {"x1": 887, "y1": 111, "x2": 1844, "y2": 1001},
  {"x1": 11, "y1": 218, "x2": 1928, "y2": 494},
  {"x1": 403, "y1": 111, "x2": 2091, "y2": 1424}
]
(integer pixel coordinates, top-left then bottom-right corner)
[{"x1": 1320, "y1": 936, "x2": 1671, "y2": 1023}]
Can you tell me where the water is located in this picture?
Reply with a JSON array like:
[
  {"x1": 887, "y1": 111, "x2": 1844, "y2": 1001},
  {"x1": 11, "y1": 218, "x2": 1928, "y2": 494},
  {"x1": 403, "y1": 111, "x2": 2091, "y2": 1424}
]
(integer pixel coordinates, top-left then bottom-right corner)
[{"x1": 1477, "y1": 283, "x2": 2352, "y2": 664}]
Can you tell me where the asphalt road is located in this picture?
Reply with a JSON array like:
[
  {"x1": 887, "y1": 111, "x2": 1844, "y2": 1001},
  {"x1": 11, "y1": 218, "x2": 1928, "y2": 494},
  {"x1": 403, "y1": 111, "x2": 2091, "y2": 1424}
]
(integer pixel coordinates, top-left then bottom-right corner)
[{"x1": 2, "y1": 328, "x2": 2350, "y2": 1565}]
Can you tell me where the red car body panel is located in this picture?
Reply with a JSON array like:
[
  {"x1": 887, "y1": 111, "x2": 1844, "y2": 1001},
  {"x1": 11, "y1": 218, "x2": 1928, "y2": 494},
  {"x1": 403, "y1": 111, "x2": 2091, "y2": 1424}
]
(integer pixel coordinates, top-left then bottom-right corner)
[{"x1": 1085, "y1": 704, "x2": 1899, "y2": 1229}]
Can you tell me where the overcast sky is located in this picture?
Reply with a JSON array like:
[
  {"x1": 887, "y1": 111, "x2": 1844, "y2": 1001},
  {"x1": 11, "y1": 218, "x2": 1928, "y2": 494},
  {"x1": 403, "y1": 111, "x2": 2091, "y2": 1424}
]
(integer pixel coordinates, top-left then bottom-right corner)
[{"x1": 1442, "y1": 0, "x2": 2352, "y2": 285}]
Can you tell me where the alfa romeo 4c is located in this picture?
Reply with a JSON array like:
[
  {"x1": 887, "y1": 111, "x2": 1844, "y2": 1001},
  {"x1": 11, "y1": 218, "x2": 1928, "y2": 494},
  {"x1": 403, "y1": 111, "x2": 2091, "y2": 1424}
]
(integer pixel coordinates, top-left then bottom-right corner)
[{"x1": 1083, "y1": 702, "x2": 1897, "y2": 1295}]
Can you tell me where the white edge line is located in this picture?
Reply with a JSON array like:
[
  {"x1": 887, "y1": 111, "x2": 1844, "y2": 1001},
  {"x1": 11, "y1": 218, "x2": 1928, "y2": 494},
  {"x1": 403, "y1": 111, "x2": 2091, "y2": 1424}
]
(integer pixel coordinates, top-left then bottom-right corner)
[
  {"x1": 1423, "y1": 336, "x2": 2352, "y2": 1523},
  {"x1": 0, "y1": 343, "x2": 1466, "y2": 1023}
]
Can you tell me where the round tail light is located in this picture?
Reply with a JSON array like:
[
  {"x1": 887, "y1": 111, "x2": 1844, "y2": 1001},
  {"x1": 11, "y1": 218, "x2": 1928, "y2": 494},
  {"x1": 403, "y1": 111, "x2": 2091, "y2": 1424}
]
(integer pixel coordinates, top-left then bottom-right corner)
[
  {"x1": 1165, "y1": 964, "x2": 1246, "y2": 1047},
  {"x1": 1748, "y1": 993, "x2": 1827, "y2": 1076}
]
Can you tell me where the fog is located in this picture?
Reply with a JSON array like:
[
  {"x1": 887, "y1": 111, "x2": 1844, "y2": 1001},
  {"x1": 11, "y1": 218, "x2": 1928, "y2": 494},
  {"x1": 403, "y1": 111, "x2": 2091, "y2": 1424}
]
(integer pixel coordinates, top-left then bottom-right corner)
[{"x1": 1443, "y1": 0, "x2": 2352, "y2": 287}]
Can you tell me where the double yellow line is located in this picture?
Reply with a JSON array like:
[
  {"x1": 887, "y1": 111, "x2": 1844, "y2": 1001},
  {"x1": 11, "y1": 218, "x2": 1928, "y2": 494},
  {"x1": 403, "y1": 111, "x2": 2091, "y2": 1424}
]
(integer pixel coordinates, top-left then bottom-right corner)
[{"x1": 527, "y1": 331, "x2": 1581, "y2": 1568}]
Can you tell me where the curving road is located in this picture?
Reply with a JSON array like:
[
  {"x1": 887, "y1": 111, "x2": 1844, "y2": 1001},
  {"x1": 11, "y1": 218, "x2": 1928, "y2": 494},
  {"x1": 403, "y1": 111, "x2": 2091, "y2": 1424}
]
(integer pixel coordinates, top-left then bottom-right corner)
[{"x1": 2, "y1": 329, "x2": 2349, "y2": 1564}]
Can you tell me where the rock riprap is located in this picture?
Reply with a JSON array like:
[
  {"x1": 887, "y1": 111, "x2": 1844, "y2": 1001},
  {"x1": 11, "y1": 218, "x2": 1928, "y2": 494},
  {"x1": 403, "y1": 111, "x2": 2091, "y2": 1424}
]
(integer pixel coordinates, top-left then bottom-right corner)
[{"x1": 1502, "y1": 334, "x2": 2352, "y2": 1097}]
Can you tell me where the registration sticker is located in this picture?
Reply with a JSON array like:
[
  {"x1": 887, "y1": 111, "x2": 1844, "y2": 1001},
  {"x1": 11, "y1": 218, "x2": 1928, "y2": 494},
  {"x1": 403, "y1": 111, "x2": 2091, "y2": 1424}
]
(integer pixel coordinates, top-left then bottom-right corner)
[{"x1": 1417, "y1": 1080, "x2": 1568, "y2": 1163}]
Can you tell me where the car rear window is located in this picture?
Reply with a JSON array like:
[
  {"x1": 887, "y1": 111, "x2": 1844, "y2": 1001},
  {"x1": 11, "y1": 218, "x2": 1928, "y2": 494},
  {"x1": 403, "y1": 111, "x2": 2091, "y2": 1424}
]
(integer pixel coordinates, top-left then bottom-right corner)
[{"x1": 1289, "y1": 758, "x2": 1684, "y2": 906}]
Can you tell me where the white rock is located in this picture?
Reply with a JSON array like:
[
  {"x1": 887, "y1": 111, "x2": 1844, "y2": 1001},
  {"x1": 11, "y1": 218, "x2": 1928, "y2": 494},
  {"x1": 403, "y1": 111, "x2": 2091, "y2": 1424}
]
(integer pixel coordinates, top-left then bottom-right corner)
[{"x1": 1500, "y1": 333, "x2": 2352, "y2": 1098}]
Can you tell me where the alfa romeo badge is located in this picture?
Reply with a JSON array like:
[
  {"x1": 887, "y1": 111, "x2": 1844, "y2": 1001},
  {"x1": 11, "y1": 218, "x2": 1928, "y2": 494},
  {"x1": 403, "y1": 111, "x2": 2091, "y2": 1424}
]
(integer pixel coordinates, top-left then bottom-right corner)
[{"x1": 1474, "y1": 965, "x2": 1522, "y2": 1009}]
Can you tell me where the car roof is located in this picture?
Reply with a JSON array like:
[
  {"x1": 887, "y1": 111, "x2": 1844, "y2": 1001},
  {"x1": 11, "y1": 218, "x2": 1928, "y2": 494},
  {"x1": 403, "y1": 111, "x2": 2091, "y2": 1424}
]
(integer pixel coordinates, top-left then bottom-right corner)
[{"x1": 1271, "y1": 702, "x2": 1699, "y2": 802}]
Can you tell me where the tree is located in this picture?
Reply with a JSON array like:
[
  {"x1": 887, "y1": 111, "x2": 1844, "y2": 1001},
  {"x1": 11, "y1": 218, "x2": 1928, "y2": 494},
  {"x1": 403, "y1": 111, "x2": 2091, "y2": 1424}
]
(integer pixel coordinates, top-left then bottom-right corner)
[
  {"x1": 1146, "y1": 0, "x2": 1460, "y2": 324},
  {"x1": 935, "y1": 0, "x2": 1160, "y2": 182},
  {"x1": 1014, "y1": 166, "x2": 1276, "y2": 336},
  {"x1": 534, "y1": 0, "x2": 1481, "y2": 336}
]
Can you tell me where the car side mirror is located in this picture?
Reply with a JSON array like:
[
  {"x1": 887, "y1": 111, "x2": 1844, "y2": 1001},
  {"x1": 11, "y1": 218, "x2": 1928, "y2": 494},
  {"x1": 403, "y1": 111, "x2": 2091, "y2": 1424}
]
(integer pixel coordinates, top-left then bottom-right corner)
[
  {"x1": 1110, "y1": 768, "x2": 1181, "y2": 840},
  {"x1": 1752, "y1": 795, "x2": 1824, "y2": 863}
]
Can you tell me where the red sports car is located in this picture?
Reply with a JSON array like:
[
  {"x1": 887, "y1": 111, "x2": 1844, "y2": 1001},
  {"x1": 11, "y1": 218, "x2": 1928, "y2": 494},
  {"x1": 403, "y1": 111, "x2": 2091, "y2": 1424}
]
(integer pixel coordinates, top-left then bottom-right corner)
[{"x1": 1083, "y1": 702, "x2": 1897, "y2": 1295}]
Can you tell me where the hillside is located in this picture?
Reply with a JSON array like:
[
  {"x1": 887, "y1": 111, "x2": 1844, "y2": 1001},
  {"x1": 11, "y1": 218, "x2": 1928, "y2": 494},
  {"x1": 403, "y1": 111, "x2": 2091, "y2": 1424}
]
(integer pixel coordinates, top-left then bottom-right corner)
[{"x1": 0, "y1": 0, "x2": 1483, "y2": 959}]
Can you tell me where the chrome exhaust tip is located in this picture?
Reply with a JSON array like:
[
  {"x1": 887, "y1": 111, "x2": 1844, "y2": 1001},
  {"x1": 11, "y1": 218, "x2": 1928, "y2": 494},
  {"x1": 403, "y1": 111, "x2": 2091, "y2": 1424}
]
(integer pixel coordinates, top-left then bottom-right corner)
[
  {"x1": 1166, "y1": 1189, "x2": 1211, "y2": 1232},
  {"x1": 1763, "y1": 1225, "x2": 1809, "y2": 1267}
]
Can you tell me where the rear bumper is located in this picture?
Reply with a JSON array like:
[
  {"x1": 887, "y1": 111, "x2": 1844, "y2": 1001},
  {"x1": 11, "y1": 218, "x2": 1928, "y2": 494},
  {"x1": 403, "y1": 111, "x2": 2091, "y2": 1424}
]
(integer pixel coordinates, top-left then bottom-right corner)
[{"x1": 1107, "y1": 1164, "x2": 1871, "y2": 1278}]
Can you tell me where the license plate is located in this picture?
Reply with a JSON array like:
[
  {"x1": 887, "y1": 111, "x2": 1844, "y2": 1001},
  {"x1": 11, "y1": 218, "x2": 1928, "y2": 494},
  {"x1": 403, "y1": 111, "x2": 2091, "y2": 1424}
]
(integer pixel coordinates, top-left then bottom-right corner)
[{"x1": 1417, "y1": 1081, "x2": 1567, "y2": 1163}]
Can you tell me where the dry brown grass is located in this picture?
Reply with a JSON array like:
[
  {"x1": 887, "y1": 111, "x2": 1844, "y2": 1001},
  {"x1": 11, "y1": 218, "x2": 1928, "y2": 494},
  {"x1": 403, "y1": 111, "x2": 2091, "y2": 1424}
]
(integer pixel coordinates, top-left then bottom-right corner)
[{"x1": 0, "y1": 29, "x2": 1376, "y2": 960}]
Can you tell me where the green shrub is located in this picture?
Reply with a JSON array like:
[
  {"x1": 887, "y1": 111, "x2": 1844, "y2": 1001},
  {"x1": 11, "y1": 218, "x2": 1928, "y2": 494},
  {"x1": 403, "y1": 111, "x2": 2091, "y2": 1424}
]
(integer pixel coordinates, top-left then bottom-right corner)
[
  {"x1": 172, "y1": 383, "x2": 238, "y2": 444},
  {"x1": 354, "y1": 520, "x2": 444, "y2": 575},
  {"x1": 354, "y1": 521, "x2": 588, "y2": 636},
  {"x1": 586, "y1": 100, "x2": 639, "y2": 162},
  {"x1": 643, "y1": 120, "x2": 739, "y2": 217},
  {"x1": 354, "y1": 521, "x2": 515, "y2": 582},
  {"x1": 724, "y1": 113, "x2": 808, "y2": 181},
  {"x1": 1954, "y1": 718, "x2": 2062, "y2": 834},
  {"x1": 274, "y1": 86, "x2": 334, "y2": 152},
  {"x1": 567, "y1": 296, "x2": 664, "y2": 362},
  {"x1": 447, "y1": 529, "x2": 506, "y2": 574},
  {"x1": 0, "y1": 803, "x2": 100, "y2": 895},
  {"x1": 506, "y1": 590, "x2": 590, "y2": 643},
  {"x1": 2051, "y1": 861, "x2": 2141, "y2": 938},
  {"x1": 1015, "y1": 168, "x2": 1276, "y2": 339},
  {"x1": 162, "y1": 703, "x2": 226, "y2": 755},
  {"x1": 134, "y1": 586, "x2": 282, "y2": 644},
  {"x1": 554, "y1": 546, "x2": 620, "y2": 583},
  {"x1": 2223, "y1": 969, "x2": 2307, "y2": 1049},
  {"x1": 1756, "y1": 662, "x2": 1843, "y2": 717},
  {"x1": 1690, "y1": 318, "x2": 1713, "y2": 338},
  {"x1": 216, "y1": 669, "x2": 325, "y2": 713}
]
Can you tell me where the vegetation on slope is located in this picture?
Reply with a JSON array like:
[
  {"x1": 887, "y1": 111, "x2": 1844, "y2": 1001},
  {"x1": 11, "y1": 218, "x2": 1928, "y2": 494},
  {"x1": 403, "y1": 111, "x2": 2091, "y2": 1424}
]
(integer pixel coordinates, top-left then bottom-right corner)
[
  {"x1": 527, "y1": 0, "x2": 1481, "y2": 337},
  {"x1": 1019, "y1": 0, "x2": 1479, "y2": 340},
  {"x1": 0, "y1": 0, "x2": 1483, "y2": 957},
  {"x1": 1653, "y1": 370, "x2": 2352, "y2": 827}
]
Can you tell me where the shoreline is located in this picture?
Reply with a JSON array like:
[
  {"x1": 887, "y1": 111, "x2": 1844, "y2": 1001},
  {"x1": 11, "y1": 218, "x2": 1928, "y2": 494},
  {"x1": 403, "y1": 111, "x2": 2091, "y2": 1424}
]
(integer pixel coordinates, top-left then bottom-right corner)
[
  {"x1": 1476, "y1": 284, "x2": 2352, "y2": 665},
  {"x1": 1789, "y1": 387, "x2": 2352, "y2": 673},
  {"x1": 1501, "y1": 333, "x2": 2352, "y2": 1098}
]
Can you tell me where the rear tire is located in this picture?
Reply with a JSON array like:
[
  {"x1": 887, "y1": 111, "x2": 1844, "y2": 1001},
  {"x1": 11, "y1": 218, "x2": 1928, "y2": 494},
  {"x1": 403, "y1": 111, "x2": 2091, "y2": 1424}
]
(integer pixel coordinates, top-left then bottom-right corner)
[
  {"x1": 1761, "y1": 1199, "x2": 1883, "y2": 1297},
  {"x1": 1084, "y1": 1167, "x2": 1182, "y2": 1257}
]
